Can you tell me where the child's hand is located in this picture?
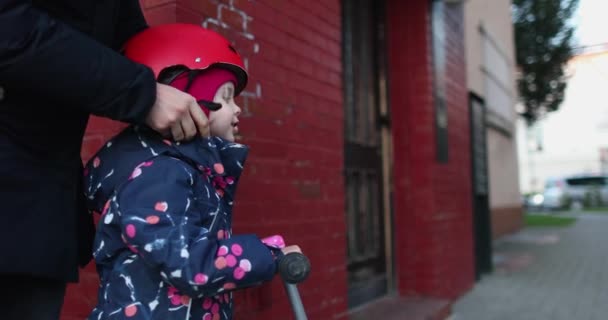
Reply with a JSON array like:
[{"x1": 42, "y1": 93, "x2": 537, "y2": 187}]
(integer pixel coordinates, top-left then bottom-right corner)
[
  {"x1": 261, "y1": 235, "x2": 302, "y2": 256},
  {"x1": 281, "y1": 245, "x2": 302, "y2": 255}
]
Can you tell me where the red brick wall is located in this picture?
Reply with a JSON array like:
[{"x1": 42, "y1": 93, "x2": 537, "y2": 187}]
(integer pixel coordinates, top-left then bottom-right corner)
[
  {"x1": 63, "y1": 0, "x2": 347, "y2": 319},
  {"x1": 386, "y1": 0, "x2": 475, "y2": 300}
]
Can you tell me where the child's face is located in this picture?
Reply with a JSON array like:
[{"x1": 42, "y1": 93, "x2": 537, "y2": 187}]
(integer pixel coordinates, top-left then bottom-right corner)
[{"x1": 209, "y1": 82, "x2": 241, "y2": 141}]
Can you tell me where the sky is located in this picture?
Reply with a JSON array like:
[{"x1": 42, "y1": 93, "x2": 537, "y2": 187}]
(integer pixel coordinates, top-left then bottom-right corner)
[{"x1": 572, "y1": 0, "x2": 608, "y2": 47}]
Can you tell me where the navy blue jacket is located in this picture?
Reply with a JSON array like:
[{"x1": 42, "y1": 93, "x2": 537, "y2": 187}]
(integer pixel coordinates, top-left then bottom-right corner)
[
  {"x1": 0, "y1": 0, "x2": 156, "y2": 282},
  {"x1": 84, "y1": 126, "x2": 277, "y2": 320}
]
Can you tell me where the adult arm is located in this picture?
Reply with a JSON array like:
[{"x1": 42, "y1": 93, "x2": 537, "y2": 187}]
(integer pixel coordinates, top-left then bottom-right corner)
[{"x1": 0, "y1": 0, "x2": 155, "y2": 123}]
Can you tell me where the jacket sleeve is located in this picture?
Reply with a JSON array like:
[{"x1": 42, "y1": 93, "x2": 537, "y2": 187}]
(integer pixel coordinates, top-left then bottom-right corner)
[
  {"x1": 116, "y1": 156, "x2": 277, "y2": 297},
  {"x1": 0, "y1": 0, "x2": 156, "y2": 124},
  {"x1": 114, "y1": 0, "x2": 148, "y2": 50}
]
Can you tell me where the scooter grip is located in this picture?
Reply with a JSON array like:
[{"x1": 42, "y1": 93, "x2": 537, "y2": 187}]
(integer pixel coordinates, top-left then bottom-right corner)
[{"x1": 278, "y1": 252, "x2": 311, "y2": 284}]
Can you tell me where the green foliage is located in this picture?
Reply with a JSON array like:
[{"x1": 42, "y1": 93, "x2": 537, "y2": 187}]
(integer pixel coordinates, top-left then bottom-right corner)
[{"x1": 512, "y1": 0, "x2": 579, "y2": 124}]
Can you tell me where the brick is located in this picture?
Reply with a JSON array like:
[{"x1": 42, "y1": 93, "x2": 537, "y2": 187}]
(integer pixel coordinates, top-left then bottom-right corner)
[
  {"x1": 248, "y1": 59, "x2": 289, "y2": 83},
  {"x1": 255, "y1": 39, "x2": 279, "y2": 62},
  {"x1": 291, "y1": 0, "x2": 340, "y2": 29},
  {"x1": 277, "y1": 48, "x2": 299, "y2": 70},
  {"x1": 219, "y1": 5, "x2": 246, "y2": 30},
  {"x1": 60, "y1": 263, "x2": 98, "y2": 318},
  {"x1": 178, "y1": 0, "x2": 217, "y2": 15},
  {"x1": 318, "y1": 0, "x2": 340, "y2": 15},
  {"x1": 143, "y1": 3, "x2": 177, "y2": 24},
  {"x1": 248, "y1": 1, "x2": 278, "y2": 26},
  {"x1": 80, "y1": 135, "x2": 105, "y2": 163},
  {"x1": 250, "y1": 22, "x2": 289, "y2": 47},
  {"x1": 295, "y1": 180, "x2": 322, "y2": 199},
  {"x1": 141, "y1": 0, "x2": 174, "y2": 9},
  {"x1": 388, "y1": 0, "x2": 474, "y2": 300},
  {"x1": 175, "y1": 6, "x2": 206, "y2": 25}
]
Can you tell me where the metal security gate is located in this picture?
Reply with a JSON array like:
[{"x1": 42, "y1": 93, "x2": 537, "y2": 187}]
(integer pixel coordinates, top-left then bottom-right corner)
[
  {"x1": 470, "y1": 93, "x2": 492, "y2": 279},
  {"x1": 342, "y1": 0, "x2": 393, "y2": 308}
]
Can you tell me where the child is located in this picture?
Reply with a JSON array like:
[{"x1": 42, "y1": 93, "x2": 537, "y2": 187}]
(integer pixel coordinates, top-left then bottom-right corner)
[{"x1": 83, "y1": 24, "x2": 299, "y2": 320}]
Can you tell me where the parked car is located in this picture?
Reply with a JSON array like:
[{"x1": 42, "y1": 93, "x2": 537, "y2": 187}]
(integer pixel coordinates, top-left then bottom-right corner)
[{"x1": 542, "y1": 175, "x2": 608, "y2": 210}]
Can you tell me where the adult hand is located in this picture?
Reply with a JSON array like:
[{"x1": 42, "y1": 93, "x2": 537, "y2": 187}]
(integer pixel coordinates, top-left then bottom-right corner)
[{"x1": 145, "y1": 83, "x2": 210, "y2": 141}]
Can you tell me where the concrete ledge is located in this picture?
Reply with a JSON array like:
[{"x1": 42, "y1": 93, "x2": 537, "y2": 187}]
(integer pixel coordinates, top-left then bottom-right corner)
[{"x1": 344, "y1": 295, "x2": 452, "y2": 320}]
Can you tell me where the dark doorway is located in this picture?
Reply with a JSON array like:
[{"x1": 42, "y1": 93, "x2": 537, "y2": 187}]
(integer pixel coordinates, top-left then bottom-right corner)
[
  {"x1": 342, "y1": 0, "x2": 394, "y2": 308},
  {"x1": 470, "y1": 93, "x2": 493, "y2": 279}
]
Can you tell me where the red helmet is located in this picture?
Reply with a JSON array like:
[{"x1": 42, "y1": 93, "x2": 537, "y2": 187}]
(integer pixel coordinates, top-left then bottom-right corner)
[{"x1": 123, "y1": 23, "x2": 248, "y2": 95}]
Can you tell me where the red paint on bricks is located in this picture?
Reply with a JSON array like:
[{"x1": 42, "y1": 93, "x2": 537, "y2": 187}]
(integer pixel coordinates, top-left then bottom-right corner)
[{"x1": 387, "y1": 0, "x2": 475, "y2": 300}]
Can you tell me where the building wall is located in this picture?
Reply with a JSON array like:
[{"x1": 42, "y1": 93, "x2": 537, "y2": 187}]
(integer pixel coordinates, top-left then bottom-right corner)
[
  {"x1": 387, "y1": 0, "x2": 475, "y2": 299},
  {"x1": 63, "y1": 1, "x2": 347, "y2": 319},
  {"x1": 464, "y1": 0, "x2": 522, "y2": 239},
  {"x1": 488, "y1": 130, "x2": 523, "y2": 236},
  {"x1": 464, "y1": 0, "x2": 516, "y2": 95}
]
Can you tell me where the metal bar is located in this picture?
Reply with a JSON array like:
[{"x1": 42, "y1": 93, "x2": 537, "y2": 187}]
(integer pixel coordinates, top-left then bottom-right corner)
[{"x1": 284, "y1": 283, "x2": 308, "y2": 320}]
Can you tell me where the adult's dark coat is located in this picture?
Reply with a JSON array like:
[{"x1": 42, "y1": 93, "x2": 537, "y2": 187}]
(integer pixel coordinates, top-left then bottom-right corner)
[{"x1": 0, "y1": 0, "x2": 157, "y2": 282}]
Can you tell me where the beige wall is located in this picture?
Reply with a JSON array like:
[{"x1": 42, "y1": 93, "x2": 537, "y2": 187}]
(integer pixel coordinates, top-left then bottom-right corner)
[
  {"x1": 465, "y1": 0, "x2": 516, "y2": 96},
  {"x1": 465, "y1": 0, "x2": 522, "y2": 209},
  {"x1": 487, "y1": 129, "x2": 521, "y2": 207}
]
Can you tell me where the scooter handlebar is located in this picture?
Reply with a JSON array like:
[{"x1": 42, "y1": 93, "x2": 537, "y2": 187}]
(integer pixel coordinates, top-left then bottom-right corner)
[{"x1": 278, "y1": 252, "x2": 311, "y2": 284}]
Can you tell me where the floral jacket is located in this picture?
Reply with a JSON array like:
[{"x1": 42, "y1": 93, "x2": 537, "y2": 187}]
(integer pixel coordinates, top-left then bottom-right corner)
[{"x1": 83, "y1": 126, "x2": 277, "y2": 320}]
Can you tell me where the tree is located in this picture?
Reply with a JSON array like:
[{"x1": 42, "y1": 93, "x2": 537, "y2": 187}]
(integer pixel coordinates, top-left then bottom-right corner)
[{"x1": 512, "y1": 0, "x2": 579, "y2": 125}]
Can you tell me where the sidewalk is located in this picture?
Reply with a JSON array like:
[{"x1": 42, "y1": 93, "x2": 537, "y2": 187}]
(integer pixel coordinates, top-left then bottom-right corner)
[{"x1": 452, "y1": 213, "x2": 608, "y2": 320}]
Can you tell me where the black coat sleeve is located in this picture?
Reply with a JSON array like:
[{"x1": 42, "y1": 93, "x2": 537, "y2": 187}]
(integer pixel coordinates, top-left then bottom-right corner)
[
  {"x1": 114, "y1": 0, "x2": 149, "y2": 50},
  {"x1": 0, "y1": 0, "x2": 156, "y2": 124}
]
